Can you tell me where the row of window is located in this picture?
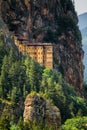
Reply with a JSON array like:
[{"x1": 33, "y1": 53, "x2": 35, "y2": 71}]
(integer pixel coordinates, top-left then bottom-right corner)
[
  {"x1": 19, "y1": 46, "x2": 52, "y2": 51},
  {"x1": 28, "y1": 52, "x2": 43, "y2": 55},
  {"x1": 18, "y1": 47, "x2": 52, "y2": 53}
]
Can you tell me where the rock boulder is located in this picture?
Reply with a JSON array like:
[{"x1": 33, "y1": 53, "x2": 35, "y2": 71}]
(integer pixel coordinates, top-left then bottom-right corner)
[{"x1": 23, "y1": 93, "x2": 61, "y2": 130}]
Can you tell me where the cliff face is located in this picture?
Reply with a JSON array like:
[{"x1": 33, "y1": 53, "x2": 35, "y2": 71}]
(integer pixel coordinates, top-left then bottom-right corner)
[
  {"x1": 24, "y1": 94, "x2": 61, "y2": 130},
  {"x1": 1, "y1": 0, "x2": 84, "y2": 92},
  {"x1": 54, "y1": 32, "x2": 84, "y2": 92}
]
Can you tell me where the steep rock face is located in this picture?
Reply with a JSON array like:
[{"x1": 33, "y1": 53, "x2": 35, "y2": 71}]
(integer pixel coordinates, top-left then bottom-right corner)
[
  {"x1": 23, "y1": 94, "x2": 61, "y2": 130},
  {"x1": 53, "y1": 32, "x2": 84, "y2": 92},
  {"x1": 1, "y1": 0, "x2": 84, "y2": 93}
]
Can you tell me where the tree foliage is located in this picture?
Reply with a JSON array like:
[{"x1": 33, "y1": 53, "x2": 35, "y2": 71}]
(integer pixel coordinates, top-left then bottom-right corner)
[{"x1": 62, "y1": 117, "x2": 87, "y2": 130}]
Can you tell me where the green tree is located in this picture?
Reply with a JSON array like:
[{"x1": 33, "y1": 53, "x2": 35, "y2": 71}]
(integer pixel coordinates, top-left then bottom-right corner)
[
  {"x1": 41, "y1": 68, "x2": 53, "y2": 92},
  {"x1": 62, "y1": 117, "x2": 87, "y2": 130},
  {"x1": 0, "y1": 110, "x2": 10, "y2": 130},
  {"x1": 25, "y1": 56, "x2": 43, "y2": 92},
  {"x1": 0, "y1": 55, "x2": 10, "y2": 98},
  {"x1": 9, "y1": 61, "x2": 26, "y2": 98},
  {"x1": 24, "y1": 56, "x2": 32, "y2": 93},
  {"x1": 0, "y1": 40, "x2": 8, "y2": 74},
  {"x1": 28, "y1": 59, "x2": 36, "y2": 91}
]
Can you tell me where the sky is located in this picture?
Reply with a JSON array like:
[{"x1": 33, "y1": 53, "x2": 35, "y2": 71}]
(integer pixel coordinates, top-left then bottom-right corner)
[{"x1": 74, "y1": 0, "x2": 87, "y2": 15}]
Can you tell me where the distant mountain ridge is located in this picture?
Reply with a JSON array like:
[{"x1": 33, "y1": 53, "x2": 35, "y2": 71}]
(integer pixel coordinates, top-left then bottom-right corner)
[
  {"x1": 78, "y1": 13, "x2": 87, "y2": 30},
  {"x1": 81, "y1": 27, "x2": 87, "y2": 38},
  {"x1": 78, "y1": 12, "x2": 87, "y2": 82}
]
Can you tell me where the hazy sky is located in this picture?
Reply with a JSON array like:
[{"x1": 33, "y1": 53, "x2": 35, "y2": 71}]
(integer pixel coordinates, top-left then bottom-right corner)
[{"x1": 74, "y1": 0, "x2": 87, "y2": 15}]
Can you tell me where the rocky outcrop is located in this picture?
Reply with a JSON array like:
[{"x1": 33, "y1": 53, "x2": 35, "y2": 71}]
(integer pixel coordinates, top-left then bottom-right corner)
[
  {"x1": 0, "y1": 0, "x2": 84, "y2": 93},
  {"x1": 23, "y1": 93, "x2": 61, "y2": 130}
]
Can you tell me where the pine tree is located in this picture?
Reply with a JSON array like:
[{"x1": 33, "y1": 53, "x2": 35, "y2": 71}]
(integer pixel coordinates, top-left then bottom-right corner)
[
  {"x1": 0, "y1": 40, "x2": 8, "y2": 74},
  {"x1": 0, "y1": 55, "x2": 10, "y2": 98},
  {"x1": 29, "y1": 59, "x2": 36, "y2": 91}
]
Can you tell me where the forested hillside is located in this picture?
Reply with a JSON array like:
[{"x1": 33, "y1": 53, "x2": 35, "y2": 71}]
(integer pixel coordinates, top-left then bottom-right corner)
[{"x1": 0, "y1": 32, "x2": 87, "y2": 129}]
